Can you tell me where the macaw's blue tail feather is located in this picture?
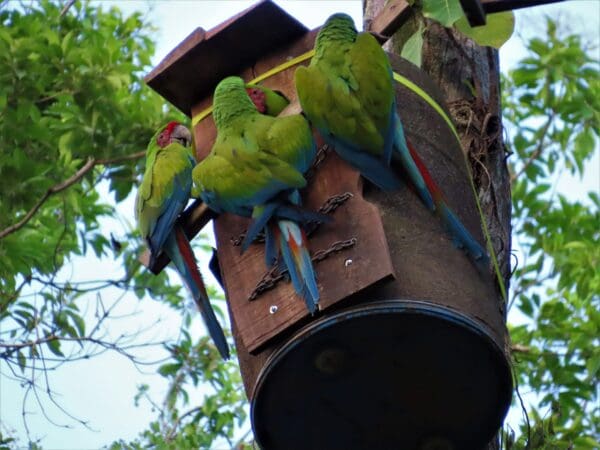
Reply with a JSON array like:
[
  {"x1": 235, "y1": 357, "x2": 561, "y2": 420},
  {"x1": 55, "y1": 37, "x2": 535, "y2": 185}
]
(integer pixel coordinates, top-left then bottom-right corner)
[
  {"x1": 406, "y1": 140, "x2": 490, "y2": 272},
  {"x1": 166, "y1": 227, "x2": 230, "y2": 360},
  {"x1": 242, "y1": 201, "x2": 330, "y2": 267},
  {"x1": 392, "y1": 114, "x2": 434, "y2": 210},
  {"x1": 264, "y1": 225, "x2": 278, "y2": 268},
  {"x1": 275, "y1": 205, "x2": 331, "y2": 225},
  {"x1": 327, "y1": 137, "x2": 403, "y2": 191},
  {"x1": 241, "y1": 202, "x2": 279, "y2": 253},
  {"x1": 437, "y1": 202, "x2": 490, "y2": 270},
  {"x1": 148, "y1": 177, "x2": 191, "y2": 267},
  {"x1": 276, "y1": 220, "x2": 319, "y2": 314}
]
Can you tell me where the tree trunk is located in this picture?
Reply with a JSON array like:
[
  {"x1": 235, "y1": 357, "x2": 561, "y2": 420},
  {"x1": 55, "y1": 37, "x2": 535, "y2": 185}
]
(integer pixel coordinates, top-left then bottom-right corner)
[{"x1": 364, "y1": 2, "x2": 512, "y2": 449}]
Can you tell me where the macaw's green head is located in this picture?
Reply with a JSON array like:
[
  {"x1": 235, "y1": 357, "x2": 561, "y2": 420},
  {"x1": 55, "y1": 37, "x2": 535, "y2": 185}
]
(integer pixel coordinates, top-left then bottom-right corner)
[
  {"x1": 151, "y1": 121, "x2": 192, "y2": 150},
  {"x1": 317, "y1": 12, "x2": 357, "y2": 47},
  {"x1": 246, "y1": 84, "x2": 290, "y2": 117},
  {"x1": 324, "y1": 12, "x2": 356, "y2": 29},
  {"x1": 213, "y1": 76, "x2": 257, "y2": 128}
]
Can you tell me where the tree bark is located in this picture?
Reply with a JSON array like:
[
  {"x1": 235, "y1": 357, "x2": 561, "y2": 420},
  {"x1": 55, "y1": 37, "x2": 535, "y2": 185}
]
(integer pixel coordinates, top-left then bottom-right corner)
[{"x1": 363, "y1": 2, "x2": 512, "y2": 449}]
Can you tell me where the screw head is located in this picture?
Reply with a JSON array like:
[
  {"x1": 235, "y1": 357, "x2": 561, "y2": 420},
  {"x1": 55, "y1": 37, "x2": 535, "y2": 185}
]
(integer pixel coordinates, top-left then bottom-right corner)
[
  {"x1": 344, "y1": 259, "x2": 353, "y2": 267},
  {"x1": 269, "y1": 305, "x2": 278, "y2": 314}
]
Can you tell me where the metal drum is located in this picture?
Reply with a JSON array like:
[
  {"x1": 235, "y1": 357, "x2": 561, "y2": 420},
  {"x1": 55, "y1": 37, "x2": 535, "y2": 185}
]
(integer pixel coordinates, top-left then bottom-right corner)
[{"x1": 251, "y1": 300, "x2": 512, "y2": 450}]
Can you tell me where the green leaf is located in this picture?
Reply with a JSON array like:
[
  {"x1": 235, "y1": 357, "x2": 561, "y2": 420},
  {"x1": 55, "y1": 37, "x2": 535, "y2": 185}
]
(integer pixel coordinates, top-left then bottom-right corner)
[
  {"x1": 46, "y1": 338, "x2": 64, "y2": 357},
  {"x1": 401, "y1": 24, "x2": 424, "y2": 67},
  {"x1": 17, "y1": 351, "x2": 26, "y2": 373},
  {"x1": 586, "y1": 353, "x2": 600, "y2": 379},
  {"x1": 157, "y1": 363, "x2": 182, "y2": 377},
  {"x1": 422, "y1": 0, "x2": 463, "y2": 27},
  {"x1": 67, "y1": 310, "x2": 86, "y2": 337},
  {"x1": 454, "y1": 12, "x2": 515, "y2": 48},
  {"x1": 58, "y1": 131, "x2": 74, "y2": 156}
]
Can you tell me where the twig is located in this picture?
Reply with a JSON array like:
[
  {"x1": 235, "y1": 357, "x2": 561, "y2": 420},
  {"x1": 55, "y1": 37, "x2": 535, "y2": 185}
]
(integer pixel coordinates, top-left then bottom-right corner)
[
  {"x1": 96, "y1": 150, "x2": 146, "y2": 165},
  {"x1": 510, "y1": 114, "x2": 554, "y2": 184},
  {"x1": 0, "y1": 151, "x2": 145, "y2": 240},
  {"x1": 514, "y1": 374, "x2": 531, "y2": 448},
  {"x1": 166, "y1": 406, "x2": 203, "y2": 441},
  {"x1": 0, "y1": 157, "x2": 95, "y2": 240},
  {"x1": 59, "y1": 0, "x2": 76, "y2": 17}
]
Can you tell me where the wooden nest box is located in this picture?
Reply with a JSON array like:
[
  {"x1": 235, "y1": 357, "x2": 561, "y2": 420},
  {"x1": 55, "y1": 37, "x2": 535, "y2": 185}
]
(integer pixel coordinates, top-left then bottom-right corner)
[{"x1": 145, "y1": 1, "x2": 512, "y2": 449}]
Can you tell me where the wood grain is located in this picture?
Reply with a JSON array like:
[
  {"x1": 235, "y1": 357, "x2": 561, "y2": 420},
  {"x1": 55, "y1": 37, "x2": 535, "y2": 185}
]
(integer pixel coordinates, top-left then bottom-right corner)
[
  {"x1": 366, "y1": 0, "x2": 412, "y2": 37},
  {"x1": 144, "y1": 1, "x2": 307, "y2": 115},
  {"x1": 214, "y1": 150, "x2": 395, "y2": 352}
]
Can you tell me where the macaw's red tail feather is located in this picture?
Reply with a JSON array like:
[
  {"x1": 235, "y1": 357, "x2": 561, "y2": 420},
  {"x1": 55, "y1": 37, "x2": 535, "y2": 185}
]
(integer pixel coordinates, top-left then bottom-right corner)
[
  {"x1": 406, "y1": 139, "x2": 443, "y2": 204},
  {"x1": 406, "y1": 139, "x2": 490, "y2": 271},
  {"x1": 174, "y1": 226, "x2": 207, "y2": 298},
  {"x1": 276, "y1": 220, "x2": 319, "y2": 314},
  {"x1": 167, "y1": 227, "x2": 230, "y2": 360}
]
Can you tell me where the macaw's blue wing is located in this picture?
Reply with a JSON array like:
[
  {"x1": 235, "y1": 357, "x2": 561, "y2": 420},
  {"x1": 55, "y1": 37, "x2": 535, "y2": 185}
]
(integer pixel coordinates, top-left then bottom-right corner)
[{"x1": 147, "y1": 169, "x2": 192, "y2": 267}]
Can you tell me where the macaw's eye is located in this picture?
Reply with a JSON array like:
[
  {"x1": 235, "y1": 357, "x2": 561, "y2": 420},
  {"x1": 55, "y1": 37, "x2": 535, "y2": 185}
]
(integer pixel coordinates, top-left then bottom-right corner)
[{"x1": 157, "y1": 131, "x2": 170, "y2": 147}]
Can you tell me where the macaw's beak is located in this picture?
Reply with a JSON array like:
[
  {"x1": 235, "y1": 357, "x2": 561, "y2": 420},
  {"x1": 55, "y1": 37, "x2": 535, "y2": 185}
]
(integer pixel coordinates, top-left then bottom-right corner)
[{"x1": 171, "y1": 124, "x2": 192, "y2": 148}]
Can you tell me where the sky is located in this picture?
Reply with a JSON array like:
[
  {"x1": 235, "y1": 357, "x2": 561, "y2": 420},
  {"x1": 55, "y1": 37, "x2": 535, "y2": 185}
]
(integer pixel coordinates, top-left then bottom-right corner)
[{"x1": 1, "y1": 1, "x2": 598, "y2": 449}]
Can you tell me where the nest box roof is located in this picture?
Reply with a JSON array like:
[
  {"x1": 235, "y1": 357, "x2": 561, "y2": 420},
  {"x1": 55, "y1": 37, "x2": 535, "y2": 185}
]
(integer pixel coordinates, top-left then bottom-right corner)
[{"x1": 145, "y1": 0, "x2": 308, "y2": 115}]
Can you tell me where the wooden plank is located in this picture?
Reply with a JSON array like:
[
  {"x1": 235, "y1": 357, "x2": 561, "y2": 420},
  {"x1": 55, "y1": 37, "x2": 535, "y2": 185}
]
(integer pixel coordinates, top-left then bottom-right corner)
[
  {"x1": 214, "y1": 150, "x2": 395, "y2": 353},
  {"x1": 144, "y1": 0, "x2": 307, "y2": 115},
  {"x1": 482, "y1": 0, "x2": 565, "y2": 13},
  {"x1": 367, "y1": 0, "x2": 412, "y2": 37},
  {"x1": 459, "y1": 0, "x2": 487, "y2": 26},
  {"x1": 189, "y1": 31, "x2": 394, "y2": 353},
  {"x1": 139, "y1": 200, "x2": 217, "y2": 274},
  {"x1": 191, "y1": 28, "x2": 319, "y2": 161}
]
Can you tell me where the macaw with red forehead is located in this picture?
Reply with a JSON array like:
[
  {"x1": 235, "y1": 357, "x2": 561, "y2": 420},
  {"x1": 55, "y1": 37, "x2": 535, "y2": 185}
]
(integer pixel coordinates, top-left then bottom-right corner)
[
  {"x1": 193, "y1": 77, "x2": 322, "y2": 314},
  {"x1": 136, "y1": 121, "x2": 229, "y2": 359}
]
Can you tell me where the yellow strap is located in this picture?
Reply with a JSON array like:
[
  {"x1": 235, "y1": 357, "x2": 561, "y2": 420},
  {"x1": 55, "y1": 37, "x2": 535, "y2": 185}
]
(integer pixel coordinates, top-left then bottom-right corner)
[
  {"x1": 393, "y1": 73, "x2": 461, "y2": 143},
  {"x1": 251, "y1": 49, "x2": 315, "y2": 84},
  {"x1": 190, "y1": 52, "x2": 507, "y2": 300},
  {"x1": 393, "y1": 73, "x2": 507, "y2": 302},
  {"x1": 191, "y1": 49, "x2": 315, "y2": 127}
]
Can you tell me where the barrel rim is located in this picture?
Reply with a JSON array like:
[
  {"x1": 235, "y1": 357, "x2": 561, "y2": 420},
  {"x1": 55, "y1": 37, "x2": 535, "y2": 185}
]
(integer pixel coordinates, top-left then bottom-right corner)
[{"x1": 250, "y1": 298, "x2": 514, "y2": 448}]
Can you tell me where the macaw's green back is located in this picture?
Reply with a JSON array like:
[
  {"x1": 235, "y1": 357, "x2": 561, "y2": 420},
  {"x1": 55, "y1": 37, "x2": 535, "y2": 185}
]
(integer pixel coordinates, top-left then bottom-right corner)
[
  {"x1": 295, "y1": 13, "x2": 395, "y2": 159},
  {"x1": 193, "y1": 76, "x2": 322, "y2": 313},
  {"x1": 295, "y1": 13, "x2": 490, "y2": 270},
  {"x1": 192, "y1": 76, "x2": 314, "y2": 216}
]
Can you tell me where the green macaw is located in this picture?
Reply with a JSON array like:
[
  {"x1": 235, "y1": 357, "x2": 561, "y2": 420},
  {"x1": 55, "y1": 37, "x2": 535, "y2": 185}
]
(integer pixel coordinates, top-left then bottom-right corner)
[
  {"x1": 136, "y1": 121, "x2": 229, "y2": 359},
  {"x1": 295, "y1": 13, "x2": 489, "y2": 269},
  {"x1": 192, "y1": 76, "x2": 322, "y2": 313}
]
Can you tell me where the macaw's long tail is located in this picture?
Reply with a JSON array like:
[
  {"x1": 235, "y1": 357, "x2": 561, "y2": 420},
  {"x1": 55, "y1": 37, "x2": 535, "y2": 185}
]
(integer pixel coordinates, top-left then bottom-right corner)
[
  {"x1": 165, "y1": 226, "x2": 230, "y2": 360},
  {"x1": 392, "y1": 114, "x2": 434, "y2": 210},
  {"x1": 405, "y1": 139, "x2": 491, "y2": 271},
  {"x1": 274, "y1": 220, "x2": 319, "y2": 314}
]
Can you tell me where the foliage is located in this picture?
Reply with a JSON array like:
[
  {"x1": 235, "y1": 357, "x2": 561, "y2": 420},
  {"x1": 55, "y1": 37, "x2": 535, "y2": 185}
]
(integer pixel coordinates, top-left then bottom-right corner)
[
  {"x1": 109, "y1": 329, "x2": 248, "y2": 450},
  {"x1": 397, "y1": 0, "x2": 514, "y2": 67},
  {"x1": 455, "y1": 12, "x2": 514, "y2": 49},
  {"x1": 0, "y1": 1, "x2": 241, "y2": 448},
  {"x1": 502, "y1": 18, "x2": 599, "y2": 449}
]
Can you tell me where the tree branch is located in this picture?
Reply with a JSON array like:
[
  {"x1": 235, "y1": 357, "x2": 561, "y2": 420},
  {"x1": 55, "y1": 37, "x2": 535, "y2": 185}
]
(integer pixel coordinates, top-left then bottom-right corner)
[
  {"x1": 0, "y1": 151, "x2": 146, "y2": 240},
  {"x1": 165, "y1": 406, "x2": 203, "y2": 441},
  {"x1": 59, "y1": 0, "x2": 76, "y2": 18},
  {"x1": 96, "y1": 150, "x2": 146, "y2": 165},
  {"x1": 509, "y1": 113, "x2": 554, "y2": 184},
  {"x1": 0, "y1": 157, "x2": 95, "y2": 240}
]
